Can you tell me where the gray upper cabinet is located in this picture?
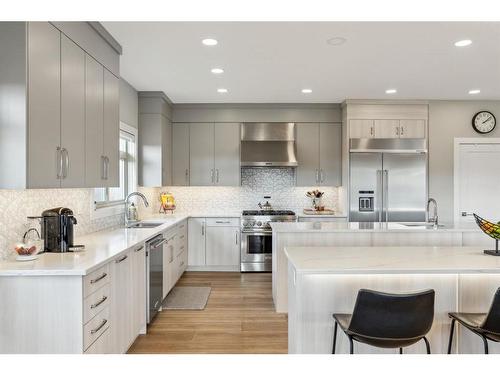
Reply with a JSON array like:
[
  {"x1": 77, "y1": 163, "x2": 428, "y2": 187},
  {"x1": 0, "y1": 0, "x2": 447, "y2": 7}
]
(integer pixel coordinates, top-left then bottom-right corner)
[
  {"x1": 27, "y1": 22, "x2": 62, "y2": 188},
  {"x1": 85, "y1": 55, "x2": 105, "y2": 187},
  {"x1": 296, "y1": 123, "x2": 342, "y2": 186},
  {"x1": 103, "y1": 69, "x2": 120, "y2": 187},
  {"x1": 161, "y1": 116, "x2": 172, "y2": 186},
  {"x1": 214, "y1": 123, "x2": 240, "y2": 186},
  {"x1": 172, "y1": 123, "x2": 190, "y2": 186},
  {"x1": 0, "y1": 22, "x2": 121, "y2": 189},
  {"x1": 61, "y1": 34, "x2": 86, "y2": 188},
  {"x1": 189, "y1": 123, "x2": 215, "y2": 186}
]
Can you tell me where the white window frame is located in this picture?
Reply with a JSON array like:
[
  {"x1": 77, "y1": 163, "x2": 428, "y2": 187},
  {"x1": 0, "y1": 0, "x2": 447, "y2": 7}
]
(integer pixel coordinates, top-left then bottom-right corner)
[{"x1": 91, "y1": 122, "x2": 138, "y2": 220}]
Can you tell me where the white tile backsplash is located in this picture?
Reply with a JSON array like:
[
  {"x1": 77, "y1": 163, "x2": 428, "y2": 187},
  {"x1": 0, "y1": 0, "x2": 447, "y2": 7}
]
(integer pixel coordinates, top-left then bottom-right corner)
[
  {"x1": 0, "y1": 189, "x2": 123, "y2": 260},
  {"x1": 138, "y1": 168, "x2": 341, "y2": 216}
]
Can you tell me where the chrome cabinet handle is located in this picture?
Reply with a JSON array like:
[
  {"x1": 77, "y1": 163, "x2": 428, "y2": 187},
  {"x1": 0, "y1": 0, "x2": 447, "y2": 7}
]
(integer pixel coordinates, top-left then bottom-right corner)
[
  {"x1": 216, "y1": 169, "x2": 219, "y2": 183},
  {"x1": 315, "y1": 169, "x2": 319, "y2": 184},
  {"x1": 56, "y1": 147, "x2": 63, "y2": 179},
  {"x1": 215, "y1": 220, "x2": 231, "y2": 224},
  {"x1": 134, "y1": 246, "x2": 144, "y2": 252},
  {"x1": 400, "y1": 126, "x2": 404, "y2": 136},
  {"x1": 201, "y1": 222, "x2": 205, "y2": 235},
  {"x1": 320, "y1": 169, "x2": 324, "y2": 183},
  {"x1": 115, "y1": 254, "x2": 128, "y2": 263},
  {"x1": 180, "y1": 261, "x2": 185, "y2": 267},
  {"x1": 105, "y1": 156, "x2": 110, "y2": 180},
  {"x1": 90, "y1": 295, "x2": 108, "y2": 309},
  {"x1": 90, "y1": 319, "x2": 107, "y2": 334},
  {"x1": 62, "y1": 148, "x2": 69, "y2": 178},
  {"x1": 152, "y1": 238, "x2": 167, "y2": 249},
  {"x1": 210, "y1": 169, "x2": 214, "y2": 183},
  {"x1": 185, "y1": 169, "x2": 189, "y2": 184},
  {"x1": 395, "y1": 127, "x2": 399, "y2": 136},
  {"x1": 370, "y1": 126, "x2": 374, "y2": 136},
  {"x1": 101, "y1": 156, "x2": 106, "y2": 180},
  {"x1": 235, "y1": 231, "x2": 238, "y2": 245},
  {"x1": 461, "y1": 212, "x2": 474, "y2": 217},
  {"x1": 90, "y1": 272, "x2": 107, "y2": 284}
]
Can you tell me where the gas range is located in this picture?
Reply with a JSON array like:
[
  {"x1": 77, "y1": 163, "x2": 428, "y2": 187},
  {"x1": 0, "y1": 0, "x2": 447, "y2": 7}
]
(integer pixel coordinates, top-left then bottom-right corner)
[{"x1": 241, "y1": 210, "x2": 297, "y2": 232}]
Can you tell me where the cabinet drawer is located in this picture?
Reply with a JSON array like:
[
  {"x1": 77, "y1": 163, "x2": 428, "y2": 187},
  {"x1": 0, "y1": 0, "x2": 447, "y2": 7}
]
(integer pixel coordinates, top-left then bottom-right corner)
[
  {"x1": 83, "y1": 263, "x2": 110, "y2": 297},
  {"x1": 83, "y1": 283, "x2": 111, "y2": 324},
  {"x1": 83, "y1": 307, "x2": 110, "y2": 351},
  {"x1": 84, "y1": 327, "x2": 111, "y2": 354},
  {"x1": 206, "y1": 218, "x2": 239, "y2": 227}
]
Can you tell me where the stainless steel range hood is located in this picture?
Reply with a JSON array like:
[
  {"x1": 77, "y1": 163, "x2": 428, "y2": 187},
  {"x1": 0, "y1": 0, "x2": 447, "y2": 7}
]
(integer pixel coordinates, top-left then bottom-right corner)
[{"x1": 240, "y1": 123, "x2": 298, "y2": 167}]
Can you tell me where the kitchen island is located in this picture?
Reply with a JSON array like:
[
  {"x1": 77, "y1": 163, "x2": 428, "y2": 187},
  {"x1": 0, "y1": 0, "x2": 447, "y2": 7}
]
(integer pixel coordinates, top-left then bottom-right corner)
[
  {"x1": 271, "y1": 221, "x2": 487, "y2": 312},
  {"x1": 286, "y1": 246, "x2": 500, "y2": 354}
]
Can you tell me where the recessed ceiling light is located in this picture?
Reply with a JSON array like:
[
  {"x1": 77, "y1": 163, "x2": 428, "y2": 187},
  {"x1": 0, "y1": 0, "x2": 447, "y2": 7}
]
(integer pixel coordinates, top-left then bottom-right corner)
[
  {"x1": 217, "y1": 88, "x2": 228, "y2": 93},
  {"x1": 301, "y1": 89, "x2": 312, "y2": 94},
  {"x1": 202, "y1": 38, "x2": 218, "y2": 46},
  {"x1": 469, "y1": 89, "x2": 481, "y2": 95},
  {"x1": 454, "y1": 39, "x2": 472, "y2": 47},
  {"x1": 211, "y1": 68, "x2": 224, "y2": 74},
  {"x1": 385, "y1": 89, "x2": 397, "y2": 94},
  {"x1": 327, "y1": 37, "x2": 347, "y2": 46}
]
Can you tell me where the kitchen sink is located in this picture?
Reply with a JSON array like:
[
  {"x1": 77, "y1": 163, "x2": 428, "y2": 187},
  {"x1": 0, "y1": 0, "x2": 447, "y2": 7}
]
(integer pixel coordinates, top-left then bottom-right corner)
[{"x1": 127, "y1": 222, "x2": 164, "y2": 229}]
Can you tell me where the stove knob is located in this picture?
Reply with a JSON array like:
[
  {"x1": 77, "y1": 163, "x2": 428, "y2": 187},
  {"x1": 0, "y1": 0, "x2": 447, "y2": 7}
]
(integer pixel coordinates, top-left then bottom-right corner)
[{"x1": 256, "y1": 221, "x2": 262, "y2": 226}]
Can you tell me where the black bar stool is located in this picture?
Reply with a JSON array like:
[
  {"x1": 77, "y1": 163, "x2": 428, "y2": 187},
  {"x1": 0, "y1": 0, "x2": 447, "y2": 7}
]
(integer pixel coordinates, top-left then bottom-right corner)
[
  {"x1": 332, "y1": 289, "x2": 435, "y2": 354},
  {"x1": 447, "y1": 288, "x2": 500, "y2": 354}
]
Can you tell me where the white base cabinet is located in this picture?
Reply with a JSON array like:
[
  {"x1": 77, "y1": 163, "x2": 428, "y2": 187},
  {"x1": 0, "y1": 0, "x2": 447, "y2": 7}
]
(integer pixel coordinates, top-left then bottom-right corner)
[
  {"x1": 163, "y1": 220, "x2": 189, "y2": 298},
  {"x1": 187, "y1": 217, "x2": 240, "y2": 271}
]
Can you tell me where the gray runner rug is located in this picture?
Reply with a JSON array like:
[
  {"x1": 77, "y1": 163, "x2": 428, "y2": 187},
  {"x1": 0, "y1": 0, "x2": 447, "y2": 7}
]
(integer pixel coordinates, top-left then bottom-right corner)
[{"x1": 163, "y1": 286, "x2": 211, "y2": 310}]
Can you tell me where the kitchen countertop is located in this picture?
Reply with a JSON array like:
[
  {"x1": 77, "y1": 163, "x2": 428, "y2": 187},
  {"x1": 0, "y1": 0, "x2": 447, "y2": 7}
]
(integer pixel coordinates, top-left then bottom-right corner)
[
  {"x1": 0, "y1": 216, "x2": 189, "y2": 277},
  {"x1": 271, "y1": 221, "x2": 481, "y2": 233},
  {"x1": 285, "y1": 246, "x2": 500, "y2": 274}
]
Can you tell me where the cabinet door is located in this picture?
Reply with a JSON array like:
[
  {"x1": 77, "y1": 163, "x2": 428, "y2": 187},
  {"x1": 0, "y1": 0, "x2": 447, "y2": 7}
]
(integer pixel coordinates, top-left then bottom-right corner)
[
  {"x1": 163, "y1": 235, "x2": 175, "y2": 299},
  {"x1": 27, "y1": 22, "x2": 61, "y2": 188},
  {"x1": 85, "y1": 55, "x2": 105, "y2": 187},
  {"x1": 103, "y1": 69, "x2": 120, "y2": 187},
  {"x1": 374, "y1": 119, "x2": 400, "y2": 138},
  {"x1": 349, "y1": 119, "x2": 374, "y2": 138},
  {"x1": 110, "y1": 251, "x2": 133, "y2": 353},
  {"x1": 189, "y1": 123, "x2": 214, "y2": 185},
  {"x1": 187, "y1": 218, "x2": 206, "y2": 266},
  {"x1": 296, "y1": 123, "x2": 320, "y2": 186},
  {"x1": 319, "y1": 123, "x2": 342, "y2": 186},
  {"x1": 60, "y1": 35, "x2": 86, "y2": 188},
  {"x1": 162, "y1": 116, "x2": 172, "y2": 186},
  {"x1": 172, "y1": 123, "x2": 190, "y2": 186},
  {"x1": 214, "y1": 123, "x2": 240, "y2": 186},
  {"x1": 399, "y1": 119, "x2": 426, "y2": 138},
  {"x1": 206, "y1": 226, "x2": 240, "y2": 266},
  {"x1": 131, "y1": 244, "x2": 146, "y2": 336}
]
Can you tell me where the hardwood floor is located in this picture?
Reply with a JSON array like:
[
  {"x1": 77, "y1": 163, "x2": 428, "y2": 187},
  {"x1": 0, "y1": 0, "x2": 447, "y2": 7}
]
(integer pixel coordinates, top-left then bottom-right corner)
[{"x1": 128, "y1": 272, "x2": 288, "y2": 354}]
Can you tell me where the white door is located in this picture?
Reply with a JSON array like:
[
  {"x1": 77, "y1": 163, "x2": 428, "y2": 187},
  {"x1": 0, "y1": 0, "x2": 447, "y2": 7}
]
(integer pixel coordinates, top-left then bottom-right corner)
[
  {"x1": 187, "y1": 218, "x2": 206, "y2": 266},
  {"x1": 374, "y1": 119, "x2": 400, "y2": 138},
  {"x1": 349, "y1": 119, "x2": 374, "y2": 138},
  {"x1": 205, "y1": 226, "x2": 240, "y2": 266},
  {"x1": 456, "y1": 143, "x2": 500, "y2": 224},
  {"x1": 400, "y1": 119, "x2": 426, "y2": 138}
]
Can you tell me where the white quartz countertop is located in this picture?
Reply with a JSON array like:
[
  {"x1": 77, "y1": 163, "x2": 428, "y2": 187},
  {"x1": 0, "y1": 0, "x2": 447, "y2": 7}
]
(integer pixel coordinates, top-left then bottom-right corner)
[
  {"x1": 271, "y1": 221, "x2": 481, "y2": 233},
  {"x1": 285, "y1": 246, "x2": 500, "y2": 274},
  {"x1": 0, "y1": 216, "x2": 189, "y2": 277}
]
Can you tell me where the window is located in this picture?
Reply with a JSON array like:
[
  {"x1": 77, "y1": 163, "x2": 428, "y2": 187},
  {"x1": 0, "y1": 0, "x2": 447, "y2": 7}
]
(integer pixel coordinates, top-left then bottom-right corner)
[{"x1": 94, "y1": 125, "x2": 137, "y2": 209}]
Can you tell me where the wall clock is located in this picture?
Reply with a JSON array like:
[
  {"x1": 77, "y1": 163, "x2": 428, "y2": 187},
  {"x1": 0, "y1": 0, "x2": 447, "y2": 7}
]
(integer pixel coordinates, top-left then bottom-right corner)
[{"x1": 472, "y1": 111, "x2": 496, "y2": 134}]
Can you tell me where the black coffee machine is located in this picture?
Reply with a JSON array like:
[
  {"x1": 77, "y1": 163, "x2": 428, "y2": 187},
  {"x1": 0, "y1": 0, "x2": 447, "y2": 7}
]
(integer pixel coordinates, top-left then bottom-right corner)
[{"x1": 41, "y1": 207, "x2": 78, "y2": 252}]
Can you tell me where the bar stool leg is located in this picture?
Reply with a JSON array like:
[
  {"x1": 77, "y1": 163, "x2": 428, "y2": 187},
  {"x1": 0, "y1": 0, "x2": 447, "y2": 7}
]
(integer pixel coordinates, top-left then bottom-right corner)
[
  {"x1": 399, "y1": 347, "x2": 403, "y2": 354},
  {"x1": 423, "y1": 337, "x2": 431, "y2": 354},
  {"x1": 348, "y1": 336, "x2": 354, "y2": 354},
  {"x1": 447, "y1": 319, "x2": 456, "y2": 354},
  {"x1": 332, "y1": 322, "x2": 338, "y2": 354},
  {"x1": 481, "y1": 336, "x2": 489, "y2": 354}
]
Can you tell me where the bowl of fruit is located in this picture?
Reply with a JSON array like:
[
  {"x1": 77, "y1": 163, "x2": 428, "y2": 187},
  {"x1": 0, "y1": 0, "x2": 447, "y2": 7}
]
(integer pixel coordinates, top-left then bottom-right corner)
[{"x1": 14, "y1": 228, "x2": 42, "y2": 261}]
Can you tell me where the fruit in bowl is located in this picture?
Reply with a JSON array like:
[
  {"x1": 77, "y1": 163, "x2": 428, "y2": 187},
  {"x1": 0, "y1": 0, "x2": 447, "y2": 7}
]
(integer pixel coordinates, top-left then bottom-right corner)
[{"x1": 15, "y1": 243, "x2": 38, "y2": 256}]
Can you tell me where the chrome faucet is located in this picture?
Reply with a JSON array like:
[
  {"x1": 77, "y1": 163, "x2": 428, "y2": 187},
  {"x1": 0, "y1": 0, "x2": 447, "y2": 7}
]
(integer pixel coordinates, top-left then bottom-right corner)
[
  {"x1": 427, "y1": 198, "x2": 438, "y2": 228},
  {"x1": 125, "y1": 192, "x2": 149, "y2": 227}
]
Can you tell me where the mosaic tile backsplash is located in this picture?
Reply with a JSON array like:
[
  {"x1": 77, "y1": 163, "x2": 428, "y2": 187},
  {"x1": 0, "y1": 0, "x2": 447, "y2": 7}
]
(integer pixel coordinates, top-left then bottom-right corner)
[
  {"x1": 139, "y1": 168, "x2": 341, "y2": 216},
  {"x1": 0, "y1": 189, "x2": 123, "y2": 260}
]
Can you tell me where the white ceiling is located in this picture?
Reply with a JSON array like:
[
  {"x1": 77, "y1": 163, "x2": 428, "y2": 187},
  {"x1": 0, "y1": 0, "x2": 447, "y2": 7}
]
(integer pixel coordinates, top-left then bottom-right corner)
[{"x1": 102, "y1": 22, "x2": 500, "y2": 103}]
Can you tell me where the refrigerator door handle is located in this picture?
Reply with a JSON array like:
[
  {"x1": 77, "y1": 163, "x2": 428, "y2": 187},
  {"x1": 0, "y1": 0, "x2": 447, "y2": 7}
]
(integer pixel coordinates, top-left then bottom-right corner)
[
  {"x1": 376, "y1": 170, "x2": 382, "y2": 222},
  {"x1": 384, "y1": 169, "x2": 389, "y2": 223}
]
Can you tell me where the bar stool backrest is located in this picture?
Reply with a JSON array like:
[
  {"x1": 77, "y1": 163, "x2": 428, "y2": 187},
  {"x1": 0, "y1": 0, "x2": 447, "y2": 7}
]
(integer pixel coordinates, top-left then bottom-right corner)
[
  {"x1": 348, "y1": 289, "x2": 435, "y2": 339},
  {"x1": 481, "y1": 288, "x2": 500, "y2": 334}
]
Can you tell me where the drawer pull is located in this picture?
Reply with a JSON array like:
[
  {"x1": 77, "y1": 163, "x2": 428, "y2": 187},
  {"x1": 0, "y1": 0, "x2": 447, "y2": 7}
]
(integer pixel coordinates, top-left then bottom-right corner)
[
  {"x1": 90, "y1": 296, "x2": 108, "y2": 309},
  {"x1": 215, "y1": 220, "x2": 231, "y2": 224},
  {"x1": 180, "y1": 261, "x2": 185, "y2": 267},
  {"x1": 180, "y1": 235, "x2": 185, "y2": 239},
  {"x1": 115, "y1": 255, "x2": 128, "y2": 263},
  {"x1": 90, "y1": 273, "x2": 107, "y2": 284},
  {"x1": 134, "y1": 246, "x2": 144, "y2": 252},
  {"x1": 90, "y1": 319, "x2": 108, "y2": 334},
  {"x1": 180, "y1": 246, "x2": 184, "y2": 250}
]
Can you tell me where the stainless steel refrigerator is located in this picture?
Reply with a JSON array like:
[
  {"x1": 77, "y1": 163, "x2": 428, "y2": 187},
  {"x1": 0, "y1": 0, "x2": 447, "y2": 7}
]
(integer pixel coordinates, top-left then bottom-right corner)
[{"x1": 349, "y1": 152, "x2": 427, "y2": 222}]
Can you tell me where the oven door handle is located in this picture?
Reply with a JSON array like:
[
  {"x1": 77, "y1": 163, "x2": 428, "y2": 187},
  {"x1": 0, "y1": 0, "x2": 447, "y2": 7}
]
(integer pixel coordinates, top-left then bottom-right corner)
[{"x1": 241, "y1": 231, "x2": 272, "y2": 235}]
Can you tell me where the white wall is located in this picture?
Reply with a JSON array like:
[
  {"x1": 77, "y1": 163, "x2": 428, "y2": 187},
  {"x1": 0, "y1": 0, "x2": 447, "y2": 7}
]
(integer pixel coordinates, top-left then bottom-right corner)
[{"x1": 429, "y1": 100, "x2": 500, "y2": 223}]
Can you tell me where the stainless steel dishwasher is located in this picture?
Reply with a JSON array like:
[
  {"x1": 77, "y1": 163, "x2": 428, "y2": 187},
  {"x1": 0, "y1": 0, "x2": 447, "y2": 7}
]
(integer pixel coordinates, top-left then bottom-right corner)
[{"x1": 146, "y1": 234, "x2": 165, "y2": 323}]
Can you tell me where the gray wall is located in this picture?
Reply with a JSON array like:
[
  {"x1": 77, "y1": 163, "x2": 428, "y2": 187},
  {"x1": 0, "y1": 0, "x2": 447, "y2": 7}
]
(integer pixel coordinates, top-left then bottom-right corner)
[
  {"x1": 429, "y1": 100, "x2": 500, "y2": 223},
  {"x1": 119, "y1": 78, "x2": 138, "y2": 128},
  {"x1": 172, "y1": 103, "x2": 341, "y2": 123}
]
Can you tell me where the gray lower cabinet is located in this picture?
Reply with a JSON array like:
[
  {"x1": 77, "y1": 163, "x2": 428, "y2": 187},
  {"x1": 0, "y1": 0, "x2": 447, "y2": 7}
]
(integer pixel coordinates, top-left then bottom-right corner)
[
  {"x1": 205, "y1": 226, "x2": 240, "y2": 266},
  {"x1": 296, "y1": 123, "x2": 342, "y2": 186},
  {"x1": 189, "y1": 123, "x2": 215, "y2": 186},
  {"x1": 187, "y1": 218, "x2": 206, "y2": 266},
  {"x1": 172, "y1": 123, "x2": 190, "y2": 185},
  {"x1": 189, "y1": 122, "x2": 240, "y2": 186}
]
